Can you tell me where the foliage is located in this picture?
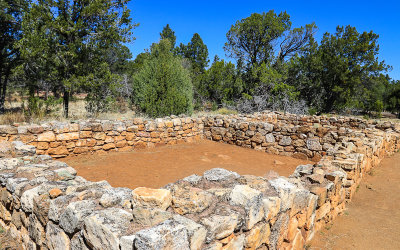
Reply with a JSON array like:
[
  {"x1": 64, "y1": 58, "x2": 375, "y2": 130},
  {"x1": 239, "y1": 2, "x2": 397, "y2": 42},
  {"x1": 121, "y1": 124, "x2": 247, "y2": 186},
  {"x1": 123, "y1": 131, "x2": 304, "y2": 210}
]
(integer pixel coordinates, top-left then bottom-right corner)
[
  {"x1": 160, "y1": 24, "x2": 176, "y2": 48},
  {"x1": 0, "y1": 0, "x2": 28, "y2": 112},
  {"x1": 176, "y1": 33, "x2": 209, "y2": 74},
  {"x1": 26, "y1": 96, "x2": 63, "y2": 119},
  {"x1": 199, "y1": 56, "x2": 243, "y2": 106},
  {"x1": 289, "y1": 25, "x2": 390, "y2": 114},
  {"x1": 131, "y1": 40, "x2": 193, "y2": 117},
  {"x1": 18, "y1": 0, "x2": 136, "y2": 117},
  {"x1": 224, "y1": 10, "x2": 291, "y2": 67}
]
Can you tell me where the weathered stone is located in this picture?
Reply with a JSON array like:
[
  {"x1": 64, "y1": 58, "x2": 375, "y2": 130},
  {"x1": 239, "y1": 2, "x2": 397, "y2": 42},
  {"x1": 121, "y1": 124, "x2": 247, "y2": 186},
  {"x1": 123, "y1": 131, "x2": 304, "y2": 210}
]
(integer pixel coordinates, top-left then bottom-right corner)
[
  {"x1": 46, "y1": 221, "x2": 71, "y2": 250},
  {"x1": 171, "y1": 186, "x2": 214, "y2": 215},
  {"x1": 132, "y1": 207, "x2": 173, "y2": 227},
  {"x1": 229, "y1": 185, "x2": 264, "y2": 230},
  {"x1": 48, "y1": 146, "x2": 69, "y2": 156},
  {"x1": 265, "y1": 133, "x2": 275, "y2": 143},
  {"x1": 49, "y1": 188, "x2": 63, "y2": 199},
  {"x1": 12, "y1": 141, "x2": 36, "y2": 155},
  {"x1": 203, "y1": 168, "x2": 240, "y2": 182},
  {"x1": 244, "y1": 222, "x2": 270, "y2": 249},
  {"x1": 120, "y1": 235, "x2": 136, "y2": 250},
  {"x1": 83, "y1": 208, "x2": 133, "y2": 250},
  {"x1": 316, "y1": 202, "x2": 331, "y2": 221},
  {"x1": 28, "y1": 213, "x2": 46, "y2": 245},
  {"x1": 183, "y1": 174, "x2": 202, "y2": 185},
  {"x1": 269, "y1": 212, "x2": 289, "y2": 250},
  {"x1": 269, "y1": 178, "x2": 297, "y2": 211},
  {"x1": 169, "y1": 215, "x2": 206, "y2": 250},
  {"x1": 33, "y1": 194, "x2": 51, "y2": 225},
  {"x1": 279, "y1": 136, "x2": 292, "y2": 146},
  {"x1": 307, "y1": 174, "x2": 325, "y2": 184},
  {"x1": 48, "y1": 195, "x2": 76, "y2": 222},
  {"x1": 21, "y1": 184, "x2": 52, "y2": 212},
  {"x1": 38, "y1": 131, "x2": 56, "y2": 142},
  {"x1": 135, "y1": 219, "x2": 190, "y2": 250},
  {"x1": 59, "y1": 200, "x2": 97, "y2": 234},
  {"x1": 306, "y1": 138, "x2": 322, "y2": 151},
  {"x1": 263, "y1": 196, "x2": 281, "y2": 221},
  {"x1": 201, "y1": 209, "x2": 239, "y2": 242},
  {"x1": 70, "y1": 231, "x2": 90, "y2": 250},
  {"x1": 132, "y1": 187, "x2": 172, "y2": 210},
  {"x1": 99, "y1": 187, "x2": 132, "y2": 208}
]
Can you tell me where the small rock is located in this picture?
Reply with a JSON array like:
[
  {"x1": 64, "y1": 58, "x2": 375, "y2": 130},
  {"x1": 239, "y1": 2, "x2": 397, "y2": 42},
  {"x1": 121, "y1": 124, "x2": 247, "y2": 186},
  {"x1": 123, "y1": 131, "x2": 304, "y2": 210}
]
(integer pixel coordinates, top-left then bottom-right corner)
[{"x1": 49, "y1": 188, "x2": 63, "y2": 199}]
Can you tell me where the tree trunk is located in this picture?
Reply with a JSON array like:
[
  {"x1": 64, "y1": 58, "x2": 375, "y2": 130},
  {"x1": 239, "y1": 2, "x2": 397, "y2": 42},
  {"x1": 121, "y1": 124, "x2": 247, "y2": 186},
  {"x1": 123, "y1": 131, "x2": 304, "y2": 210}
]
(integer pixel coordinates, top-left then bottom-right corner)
[
  {"x1": 0, "y1": 69, "x2": 9, "y2": 114},
  {"x1": 63, "y1": 90, "x2": 69, "y2": 118}
]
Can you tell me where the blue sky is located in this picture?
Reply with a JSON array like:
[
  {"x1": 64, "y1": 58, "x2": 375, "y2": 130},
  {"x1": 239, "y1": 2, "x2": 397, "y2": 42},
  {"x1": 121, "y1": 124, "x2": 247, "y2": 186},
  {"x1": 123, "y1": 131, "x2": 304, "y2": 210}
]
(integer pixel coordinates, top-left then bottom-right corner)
[{"x1": 126, "y1": 0, "x2": 400, "y2": 80}]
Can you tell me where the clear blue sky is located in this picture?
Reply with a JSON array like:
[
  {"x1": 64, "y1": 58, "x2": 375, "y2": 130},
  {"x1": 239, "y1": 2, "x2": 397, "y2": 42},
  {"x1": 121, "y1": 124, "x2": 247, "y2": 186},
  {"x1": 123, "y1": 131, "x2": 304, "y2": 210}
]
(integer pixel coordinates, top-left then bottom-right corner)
[{"x1": 127, "y1": 0, "x2": 400, "y2": 80}]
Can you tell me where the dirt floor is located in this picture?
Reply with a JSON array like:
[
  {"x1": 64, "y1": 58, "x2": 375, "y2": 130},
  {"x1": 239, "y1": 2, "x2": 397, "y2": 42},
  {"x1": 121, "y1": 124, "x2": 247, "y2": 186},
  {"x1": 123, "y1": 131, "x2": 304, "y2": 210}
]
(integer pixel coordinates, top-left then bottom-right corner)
[
  {"x1": 62, "y1": 140, "x2": 312, "y2": 189},
  {"x1": 310, "y1": 152, "x2": 400, "y2": 250}
]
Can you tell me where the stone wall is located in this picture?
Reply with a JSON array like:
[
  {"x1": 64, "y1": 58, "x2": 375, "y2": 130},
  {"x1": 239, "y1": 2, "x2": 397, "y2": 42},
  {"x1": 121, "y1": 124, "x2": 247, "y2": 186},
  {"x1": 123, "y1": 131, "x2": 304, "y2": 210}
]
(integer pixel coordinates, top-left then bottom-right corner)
[
  {"x1": 0, "y1": 117, "x2": 204, "y2": 158},
  {"x1": 0, "y1": 111, "x2": 399, "y2": 250}
]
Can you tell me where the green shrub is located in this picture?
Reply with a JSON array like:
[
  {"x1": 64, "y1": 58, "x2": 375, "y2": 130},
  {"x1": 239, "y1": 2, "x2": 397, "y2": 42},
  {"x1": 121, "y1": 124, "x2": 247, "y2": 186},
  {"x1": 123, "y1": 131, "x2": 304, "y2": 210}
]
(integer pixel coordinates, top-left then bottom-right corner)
[{"x1": 131, "y1": 40, "x2": 193, "y2": 117}]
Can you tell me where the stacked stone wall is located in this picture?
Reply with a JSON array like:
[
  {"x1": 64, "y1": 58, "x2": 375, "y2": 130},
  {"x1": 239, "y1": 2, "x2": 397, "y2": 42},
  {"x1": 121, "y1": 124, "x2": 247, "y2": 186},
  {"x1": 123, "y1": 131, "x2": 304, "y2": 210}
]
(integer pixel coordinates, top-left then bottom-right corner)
[
  {"x1": 0, "y1": 111, "x2": 399, "y2": 249},
  {"x1": 0, "y1": 117, "x2": 204, "y2": 158}
]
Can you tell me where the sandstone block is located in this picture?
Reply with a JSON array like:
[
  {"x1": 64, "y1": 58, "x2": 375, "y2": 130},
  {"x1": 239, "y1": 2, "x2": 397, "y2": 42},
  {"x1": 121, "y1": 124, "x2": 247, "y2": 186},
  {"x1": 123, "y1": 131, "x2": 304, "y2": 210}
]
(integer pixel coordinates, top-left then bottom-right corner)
[
  {"x1": 38, "y1": 131, "x2": 56, "y2": 142},
  {"x1": 132, "y1": 187, "x2": 172, "y2": 210}
]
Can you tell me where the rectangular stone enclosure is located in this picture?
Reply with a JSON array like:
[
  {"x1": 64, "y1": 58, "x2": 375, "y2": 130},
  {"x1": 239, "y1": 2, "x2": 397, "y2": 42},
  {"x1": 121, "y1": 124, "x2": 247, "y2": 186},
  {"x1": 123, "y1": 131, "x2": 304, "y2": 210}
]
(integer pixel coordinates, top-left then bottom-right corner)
[{"x1": 0, "y1": 111, "x2": 399, "y2": 249}]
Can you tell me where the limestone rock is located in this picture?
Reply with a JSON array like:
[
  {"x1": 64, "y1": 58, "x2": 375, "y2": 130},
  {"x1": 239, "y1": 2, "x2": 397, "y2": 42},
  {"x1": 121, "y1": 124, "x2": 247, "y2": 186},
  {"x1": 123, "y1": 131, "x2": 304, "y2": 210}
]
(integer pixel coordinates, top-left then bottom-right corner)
[
  {"x1": 83, "y1": 208, "x2": 133, "y2": 250},
  {"x1": 135, "y1": 219, "x2": 190, "y2": 250},
  {"x1": 279, "y1": 136, "x2": 292, "y2": 146},
  {"x1": 48, "y1": 195, "x2": 76, "y2": 222},
  {"x1": 183, "y1": 174, "x2": 202, "y2": 185},
  {"x1": 244, "y1": 222, "x2": 270, "y2": 249},
  {"x1": 222, "y1": 234, "x2": 245, "y2": 250},
  {"x1": 173, "y1": 215, "x2": 207, "y2": 250},
  {"x1": 132, "y1": 187, "x2": 172, "y2": 210},
  {"x1": 269, "y1": 178, "x2": 298, "y2": 211},
  {"x1": 70, "y1": 231, "x2": 90, "y2": 250},
  {"x1": 100, "y1": 187, "x2": 132, "y2": 208},
  {"x1": 46, "y1": 221, "x2": 71, "y2": 250},
  {"x1": 119, "y1": 235, "x2": 135, "y2": 250},
  {"x1": 171, "y1": 186, "x2": 214, "y2": 215},
  {"x1": 200, "y1": 210, "x2": 239, "y2": 242},
  {"x1": 306, "y1": 138, "x2": 322, "y2": 151},
  {"x1": 132, "y1": 207, "x2": 173, "y2": 227},
  {"x1": 59, "y1": 200, "x2": 97, "y2": 234},
  {"x1": 263, "y1": 196, "x2": 281, "y2": 221},
  {"x1": 229, "y1": 185, "x2": 264, "y2": 230},
  {"x1": 265, "y1": 133, "x2": 275, "y2": 143},
  {"x1": 203, "y1": 168, "x2": 240, "y2": 182}
]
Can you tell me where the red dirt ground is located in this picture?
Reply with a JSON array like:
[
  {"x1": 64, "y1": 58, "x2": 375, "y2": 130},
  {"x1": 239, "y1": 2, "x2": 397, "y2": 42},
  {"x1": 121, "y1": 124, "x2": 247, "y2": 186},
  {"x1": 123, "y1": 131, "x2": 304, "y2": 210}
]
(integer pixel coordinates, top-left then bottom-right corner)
[
  {"x1": 62, "y1": 140, "x2": 312, "y2": 189},
  {"x1": 310, "y1": 152, "x2": 400, "y2": 250}
]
